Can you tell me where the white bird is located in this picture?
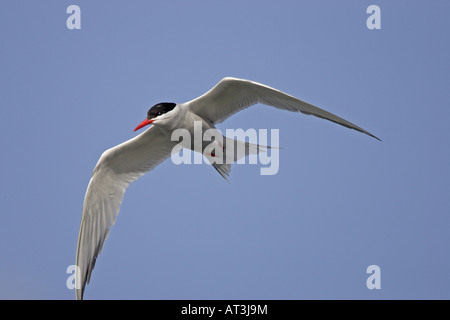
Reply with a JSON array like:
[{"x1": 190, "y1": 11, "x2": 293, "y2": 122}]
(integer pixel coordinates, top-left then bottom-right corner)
[{"x1": 75, "y1": 77, "x2": 379, "y2": 299}]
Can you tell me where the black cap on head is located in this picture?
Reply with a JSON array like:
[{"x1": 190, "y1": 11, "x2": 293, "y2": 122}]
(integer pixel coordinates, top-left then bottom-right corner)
[{"x1": 147, "y1": 102, "x2": 176, "y2": 120}]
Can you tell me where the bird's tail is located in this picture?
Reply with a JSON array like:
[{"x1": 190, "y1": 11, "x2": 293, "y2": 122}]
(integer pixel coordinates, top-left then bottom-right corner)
[{"x1": 205, "y1": 136, "x2": 273, "y2": 181}]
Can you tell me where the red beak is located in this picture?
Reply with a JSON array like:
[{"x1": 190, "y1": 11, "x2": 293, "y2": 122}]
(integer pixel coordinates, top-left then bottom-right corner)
[{"x1": 134, "y1": 119, "x2": 154, "y2": 132}]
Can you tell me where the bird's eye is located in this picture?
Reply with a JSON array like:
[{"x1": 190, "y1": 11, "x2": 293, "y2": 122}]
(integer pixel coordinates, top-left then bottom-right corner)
[{"x1": 157, "y1": 112, "x2": 162, "y2": 116}]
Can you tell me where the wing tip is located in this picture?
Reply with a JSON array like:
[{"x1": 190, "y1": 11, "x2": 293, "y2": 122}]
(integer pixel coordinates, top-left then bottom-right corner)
[{"x1": 357, "y1": 128, "x2": 381, "y2": 141}]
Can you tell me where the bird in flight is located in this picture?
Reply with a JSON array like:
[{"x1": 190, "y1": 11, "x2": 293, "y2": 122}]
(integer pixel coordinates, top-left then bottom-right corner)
[{"x1": 75, "y1": 77, "x2": 379, "y2": 299}]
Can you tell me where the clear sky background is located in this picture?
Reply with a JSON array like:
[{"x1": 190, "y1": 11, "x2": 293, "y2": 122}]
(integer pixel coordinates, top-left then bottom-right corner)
[{"x1": 0, "y1": 1, "x2": 449, "y2": 300}]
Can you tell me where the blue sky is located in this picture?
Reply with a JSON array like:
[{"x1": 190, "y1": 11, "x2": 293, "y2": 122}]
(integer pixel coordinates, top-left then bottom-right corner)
[{"x1": 0, "y1": 1, "x2": 449, "y2": 299}]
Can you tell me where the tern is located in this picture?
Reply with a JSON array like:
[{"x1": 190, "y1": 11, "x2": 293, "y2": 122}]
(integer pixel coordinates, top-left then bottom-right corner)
[{"x1": 75, "y1": 77, "x2": 379, "y2": 299}]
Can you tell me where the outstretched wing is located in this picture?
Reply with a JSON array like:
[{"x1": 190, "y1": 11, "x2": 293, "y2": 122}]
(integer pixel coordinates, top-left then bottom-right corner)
[
  {"x1": 187, "y1": 77, "x2": 379, "y2": 140},
  {"x1": 75, "y1": 126, "x2": 177, "y2": 300}
]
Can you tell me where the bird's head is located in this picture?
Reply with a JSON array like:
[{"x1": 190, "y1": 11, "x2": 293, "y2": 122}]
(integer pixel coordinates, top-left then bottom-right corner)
[{"x1": 134, "y1": 102, "x2": 177, "y2": 131}]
